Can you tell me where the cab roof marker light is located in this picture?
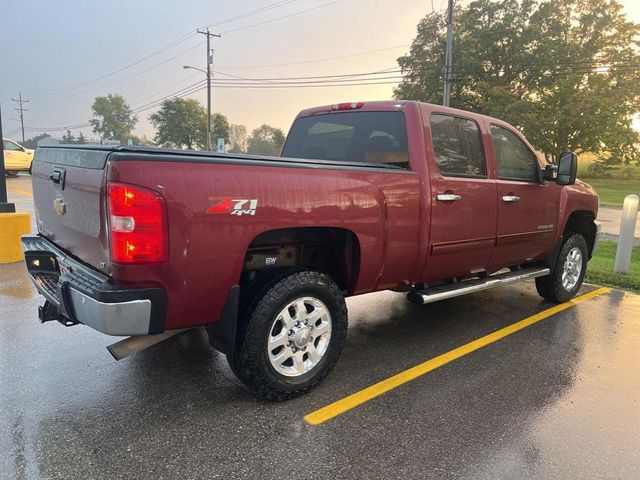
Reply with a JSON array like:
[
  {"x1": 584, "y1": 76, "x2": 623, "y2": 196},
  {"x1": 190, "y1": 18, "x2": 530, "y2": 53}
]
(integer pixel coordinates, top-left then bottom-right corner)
[{"x1": 331, "y1": 102, "x2": 364, "y2": 111}]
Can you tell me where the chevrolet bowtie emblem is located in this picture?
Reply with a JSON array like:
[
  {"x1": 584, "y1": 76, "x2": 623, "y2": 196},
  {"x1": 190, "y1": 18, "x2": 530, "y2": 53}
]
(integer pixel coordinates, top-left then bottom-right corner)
[{"x1": 53, "y1": 198, "x2": 66, "y2": 216}]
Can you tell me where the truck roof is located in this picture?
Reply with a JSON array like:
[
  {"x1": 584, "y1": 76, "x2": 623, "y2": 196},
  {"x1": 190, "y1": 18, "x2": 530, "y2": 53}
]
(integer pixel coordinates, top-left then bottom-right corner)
[{"x1": 295, "y1": 100, "x2": 503, "y2": 126}]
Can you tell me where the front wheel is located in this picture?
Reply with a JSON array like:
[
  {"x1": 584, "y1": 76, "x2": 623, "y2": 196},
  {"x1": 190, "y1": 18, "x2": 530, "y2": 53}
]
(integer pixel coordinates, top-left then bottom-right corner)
[
  {"x1": 229, "y1": 270, "x2": 348, "y2": 401},
  {"x1": 536, "y1": 233, "x2": 588, "y2": 303}
]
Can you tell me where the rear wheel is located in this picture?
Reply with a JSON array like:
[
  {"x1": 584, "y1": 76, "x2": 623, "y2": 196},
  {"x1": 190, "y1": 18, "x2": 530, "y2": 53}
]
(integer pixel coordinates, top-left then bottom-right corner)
[
  {"x1": 229, "y1": 270, "x2": 347, "y2": 401},
  {"x1": 536, "y1": 233, "x2": 588, "y2": 303}
]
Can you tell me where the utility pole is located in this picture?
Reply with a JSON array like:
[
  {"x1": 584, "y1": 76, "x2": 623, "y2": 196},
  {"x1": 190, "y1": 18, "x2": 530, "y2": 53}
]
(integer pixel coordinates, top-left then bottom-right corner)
[
  {"x1": 442, "y1": 0, "x2": 454, "y2": 107},
  {"x1": 197, "y1": 28, "x2": 221, "y2": 151},
  {"x1": 11, "y1": 92, "x2": 29, "y2": 144},
  {"x1": 0, "y1": 104, "x2": 16, "y2": 212}
]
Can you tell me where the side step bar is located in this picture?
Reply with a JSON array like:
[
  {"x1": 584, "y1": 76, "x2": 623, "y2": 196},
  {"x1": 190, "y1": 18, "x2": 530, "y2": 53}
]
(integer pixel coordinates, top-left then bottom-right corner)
[{"x1": 407, "y1": 267, "x2": 550, "y2": 305}]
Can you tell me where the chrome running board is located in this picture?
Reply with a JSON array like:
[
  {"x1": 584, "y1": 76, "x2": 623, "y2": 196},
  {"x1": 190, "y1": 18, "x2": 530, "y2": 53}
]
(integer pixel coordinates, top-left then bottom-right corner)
[{"x1": 407, "y1": 267, "x2": 550, "y2": 305}]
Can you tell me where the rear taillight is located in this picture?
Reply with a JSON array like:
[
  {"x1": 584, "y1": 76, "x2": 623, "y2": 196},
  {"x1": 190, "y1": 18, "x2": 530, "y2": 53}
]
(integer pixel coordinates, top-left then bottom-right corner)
[{"x1": 108, "y1": 182, "x2": 167, "y2": 264}]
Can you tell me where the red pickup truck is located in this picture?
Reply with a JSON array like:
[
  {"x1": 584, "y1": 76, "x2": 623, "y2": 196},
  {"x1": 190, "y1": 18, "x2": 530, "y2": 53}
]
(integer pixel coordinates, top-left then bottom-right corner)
[{"x1": 22, "y1": 101, "x2": 599, "y2": 400}]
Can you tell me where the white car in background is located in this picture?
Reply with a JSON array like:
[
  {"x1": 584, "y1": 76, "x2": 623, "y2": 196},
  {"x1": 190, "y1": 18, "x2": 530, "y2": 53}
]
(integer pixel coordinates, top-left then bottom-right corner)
[{"x1": 3, "y1": 138, "x2": 35, "y2": 175}]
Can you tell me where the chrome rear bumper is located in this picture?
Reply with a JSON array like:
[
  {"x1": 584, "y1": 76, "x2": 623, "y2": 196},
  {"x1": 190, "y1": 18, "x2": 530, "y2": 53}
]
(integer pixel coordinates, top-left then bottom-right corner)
[{"x1": 21, "y1": 235, "x2": 166, "y2": 336}]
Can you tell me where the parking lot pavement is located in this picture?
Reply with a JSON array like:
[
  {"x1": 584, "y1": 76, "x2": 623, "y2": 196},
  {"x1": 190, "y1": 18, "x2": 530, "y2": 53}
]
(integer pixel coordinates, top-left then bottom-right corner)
[
  {"x1": 1, "y1": 249, "x2": 639, "y2": 479},
  {"x1": 2, "y1": 173, "x2": 640, "y2": 479}
]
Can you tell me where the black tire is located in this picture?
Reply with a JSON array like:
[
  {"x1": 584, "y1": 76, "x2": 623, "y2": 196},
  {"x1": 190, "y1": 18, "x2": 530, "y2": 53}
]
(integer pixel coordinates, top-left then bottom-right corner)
[
  {"x1": 536, "y1": 233, "x2": 588, "y2": 303},
  {"x1": 28, "y1": 162, "x2": 33, "y2": 175},
  {"x1": 229, "y1": 270, "x2": 348, "y2": 401}
]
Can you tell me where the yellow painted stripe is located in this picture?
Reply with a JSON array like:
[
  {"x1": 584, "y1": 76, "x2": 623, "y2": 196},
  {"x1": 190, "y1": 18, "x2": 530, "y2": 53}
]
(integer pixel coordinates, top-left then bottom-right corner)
[{"x1": 304, "y1": 287, "x2": 612, "y2": 425}]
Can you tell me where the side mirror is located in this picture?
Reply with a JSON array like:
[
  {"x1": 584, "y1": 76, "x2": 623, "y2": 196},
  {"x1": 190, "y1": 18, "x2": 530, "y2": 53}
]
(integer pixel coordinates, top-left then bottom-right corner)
[
  {"x1": 557, "y1": 151, "x2": 577, "y2": 185},
  {"x1": 543, "y1": 164, "x2": 558, "y2": 181}
]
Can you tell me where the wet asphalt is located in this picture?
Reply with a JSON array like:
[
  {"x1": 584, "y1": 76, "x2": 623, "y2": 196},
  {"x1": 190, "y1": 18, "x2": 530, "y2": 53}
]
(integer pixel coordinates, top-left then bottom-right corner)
[{"x1": 2, "y1": 174, "x2": 640, "y2": 479}]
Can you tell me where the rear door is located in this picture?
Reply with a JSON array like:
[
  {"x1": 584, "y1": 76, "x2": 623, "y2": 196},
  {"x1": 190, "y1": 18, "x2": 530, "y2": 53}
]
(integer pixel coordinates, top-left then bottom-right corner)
[
  {"x1": 488, "y1": 124, "x2": 560, "y2": 266},
  {"x1": 32, "y1": 147, "x2": 111, "y2": 273},
  {"x1": 422, "y1": 113, "x2": 497, "y2": 281}
]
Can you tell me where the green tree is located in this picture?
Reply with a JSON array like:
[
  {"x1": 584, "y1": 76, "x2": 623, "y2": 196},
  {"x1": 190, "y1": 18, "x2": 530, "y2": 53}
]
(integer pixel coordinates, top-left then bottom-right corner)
[
  {"x1": 76, "y1": 132, "x2": 86, "y2": 144},
  {"x1": 228, "y1": 123, "x2": 248, "y2": 153},
  {"x1": 395, "y1": 0, "x2": 640, "y2": 163},
  {"x1": 129, "y1": 134, "x2": 154, "y2": 146},
  {"x1": 211, "y1": 112, "x2": 230, "y2": 147},
  {"x1": 21, "y1": 133, "x2": 50, "y2": 149},
  {"x1": 61, "y1": 129, "x2": 76, "y2": 144},
  {"x1": 89, "y1": 93, "x2": 137, "y2": 143},
  {"x1": 247, "y1": 124, "x2": 285, "y2": 156},
  {"x1": 149, "y1": 98, "x2": 206, "y2": 150}
]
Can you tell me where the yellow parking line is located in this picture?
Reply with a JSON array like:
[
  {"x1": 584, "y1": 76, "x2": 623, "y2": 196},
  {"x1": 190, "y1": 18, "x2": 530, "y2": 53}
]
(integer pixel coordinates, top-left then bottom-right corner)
[
  {"x1": 304, "y1": 286, "x2": 612, "y2": 425},
  {"x1": 12, "y1": 189, "x2": 33, "y2": 197}
]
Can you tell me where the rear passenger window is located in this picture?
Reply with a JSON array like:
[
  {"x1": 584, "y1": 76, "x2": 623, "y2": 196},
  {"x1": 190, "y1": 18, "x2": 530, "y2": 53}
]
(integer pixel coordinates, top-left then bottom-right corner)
[
  {"x1": 490, "y1": 125, "x2": 539, "y2": 182},
  {"x1": 430, "y1": 114, "x2": 486, "y2": 177}
]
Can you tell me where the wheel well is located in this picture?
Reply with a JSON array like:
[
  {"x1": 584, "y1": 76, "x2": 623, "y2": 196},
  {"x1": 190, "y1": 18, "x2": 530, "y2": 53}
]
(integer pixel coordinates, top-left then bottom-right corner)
[
  {"x1": 564, "y1": 210, "x2": 597, "y2": 257},
  {"x1": 241, "y1": 227, "x2": 360, "y2": 294}
]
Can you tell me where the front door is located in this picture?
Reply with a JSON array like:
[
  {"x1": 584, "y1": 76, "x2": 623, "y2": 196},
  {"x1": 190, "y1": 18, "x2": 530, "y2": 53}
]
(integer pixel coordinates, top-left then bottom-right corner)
[
  {"x1": 488, "y1": 124, "x2": 560, "y2": 266},
  {"x1": 422, "y1": 113, "x2": 497, "y2": 282}
]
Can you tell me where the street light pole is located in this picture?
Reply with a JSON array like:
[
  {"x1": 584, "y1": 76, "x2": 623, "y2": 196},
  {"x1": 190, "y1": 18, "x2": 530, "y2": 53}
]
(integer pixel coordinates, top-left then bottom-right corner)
[
  {"x1": 206, "y1": 43, "x2": 211, "y2": 151},
  {"x1": 442, "y1": 0, "x2": 454, "y2": 107},
  {"x1": 0, "y1": 104, "x2": 16, "y2": 213},
  {"x1": 197, "y1": 28, "x2": 221, "y2": 151}
]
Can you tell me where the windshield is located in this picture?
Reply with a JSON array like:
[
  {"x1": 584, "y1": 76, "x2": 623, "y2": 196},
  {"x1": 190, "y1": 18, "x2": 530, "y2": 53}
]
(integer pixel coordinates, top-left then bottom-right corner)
[{"x1": 281, "y1": 111, "x2": 409, "y2": 169}]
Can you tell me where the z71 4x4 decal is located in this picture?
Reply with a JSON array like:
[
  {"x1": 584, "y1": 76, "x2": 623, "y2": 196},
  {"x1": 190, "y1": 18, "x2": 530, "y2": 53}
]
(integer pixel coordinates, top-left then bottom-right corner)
[{"x1": 206, "y1": 198, "x2": 259, "y2": 216}]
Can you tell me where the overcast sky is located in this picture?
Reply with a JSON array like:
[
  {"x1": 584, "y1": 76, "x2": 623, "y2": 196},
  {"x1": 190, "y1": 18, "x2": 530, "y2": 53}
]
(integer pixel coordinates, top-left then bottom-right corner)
[{"x1": 1, "y1": 0, "x2": 640, "y2": 142}]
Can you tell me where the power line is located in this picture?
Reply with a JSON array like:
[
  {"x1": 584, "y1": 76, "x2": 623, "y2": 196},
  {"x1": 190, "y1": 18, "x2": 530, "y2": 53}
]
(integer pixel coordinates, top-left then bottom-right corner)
[
  {"x1": 28, "y1": 33, "x2": 199, "y2": 97},
  {"x1": 206, "y1": 80, "x2": 402, "y2": 89},
  {"x1": 214, "y1": 67, "x2": 401, "y2": 81},
  {"x1": 203, "y1": 0, "x2": 299, "y2": 28},
  {"x1": 218, "y1": 44, "x2": 410, "y2": 69},
  {"x1": 32, "y1": 41, "x2": 205, "y2": 102},
  {"x1": 131, "y1": 71, "x2": 202, "y2": 104},
  {"x1": 220, "y1": 0, "x2": 343, "y2": 34},
  {"x1": 24, "y1": 80, "x2": 208, "y2": 132},
  {"x1": 11, "y1": 93, "x2": 29, "y2": 143},
  {"x1": 22, "y1": 0, "x2": 310, "y2": 98},
  {"x1": 210, "y1": 74, "x2": 403, "y2": 85}
]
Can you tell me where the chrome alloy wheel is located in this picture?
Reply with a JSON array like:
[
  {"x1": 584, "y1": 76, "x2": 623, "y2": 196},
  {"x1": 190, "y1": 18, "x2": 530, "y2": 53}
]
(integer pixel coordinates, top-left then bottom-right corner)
[
  {"x1": 561, "y1": 246, "x2": 583, "y2": 291},
  {"x1": 267, "y1": 296, "x2": 332, "y2": 377}
]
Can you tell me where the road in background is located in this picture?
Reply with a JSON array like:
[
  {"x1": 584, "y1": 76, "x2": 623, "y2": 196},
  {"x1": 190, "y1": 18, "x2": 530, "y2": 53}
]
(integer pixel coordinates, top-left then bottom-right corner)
[{"x1": 598, "y1": 204, "x2": 640, "y2": 238}]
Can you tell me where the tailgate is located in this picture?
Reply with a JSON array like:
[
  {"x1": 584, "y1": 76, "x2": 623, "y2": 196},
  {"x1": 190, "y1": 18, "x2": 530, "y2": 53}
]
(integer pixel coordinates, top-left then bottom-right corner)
[{"x1": 31, "y1": 147, "x2": 111, "y2": 274}]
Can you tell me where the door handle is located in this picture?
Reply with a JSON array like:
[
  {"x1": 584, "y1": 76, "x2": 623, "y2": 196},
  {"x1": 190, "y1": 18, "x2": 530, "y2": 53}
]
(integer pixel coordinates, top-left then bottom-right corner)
[
  {"x1": 436, "y1": 193, "x2": 462, "y2": 202},
  {"x1": 501, "y1": 195, "x2": 520, "y2": 203},
  {"x1": 49, "y1": 168, "x2": 66, "y2": 189}
]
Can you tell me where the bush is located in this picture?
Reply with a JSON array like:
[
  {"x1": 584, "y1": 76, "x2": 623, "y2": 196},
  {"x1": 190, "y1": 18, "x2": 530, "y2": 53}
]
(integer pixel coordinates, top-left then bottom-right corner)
[
  {"x1": 586, "y1": 160, "x2": 613, "y2": 178},
  {"x1": 621, "y1": 166, "x2": 636, "y2": 180}
]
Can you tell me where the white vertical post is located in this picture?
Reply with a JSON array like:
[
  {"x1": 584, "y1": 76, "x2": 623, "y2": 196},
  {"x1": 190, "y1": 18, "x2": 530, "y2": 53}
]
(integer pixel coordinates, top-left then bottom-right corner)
[{"x1": 614, "y1": 194, "x2": 639, "y2": 274}]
